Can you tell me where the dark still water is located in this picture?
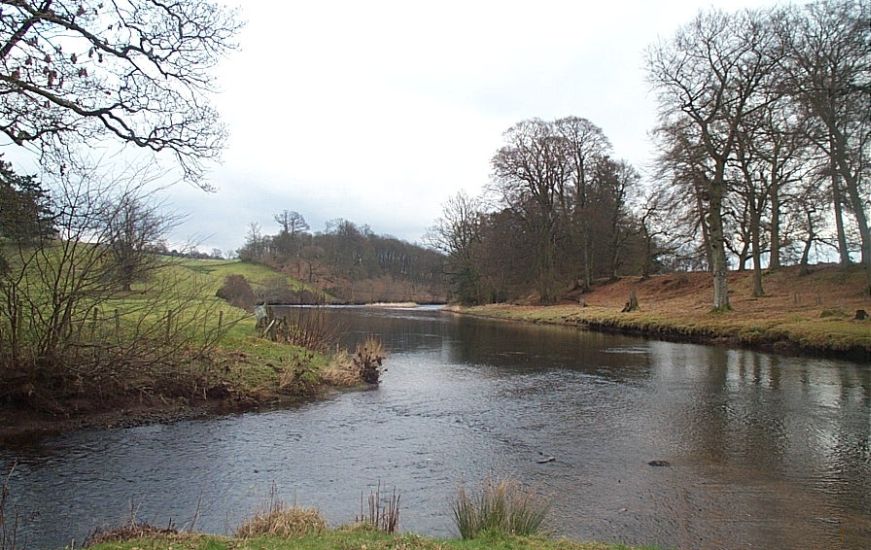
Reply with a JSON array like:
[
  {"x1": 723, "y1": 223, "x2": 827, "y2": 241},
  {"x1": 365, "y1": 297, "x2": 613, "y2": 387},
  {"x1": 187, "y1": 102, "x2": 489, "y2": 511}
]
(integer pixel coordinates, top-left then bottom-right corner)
[{"x1": 2, "y1": 307, "x2": 870, "y2": 549}]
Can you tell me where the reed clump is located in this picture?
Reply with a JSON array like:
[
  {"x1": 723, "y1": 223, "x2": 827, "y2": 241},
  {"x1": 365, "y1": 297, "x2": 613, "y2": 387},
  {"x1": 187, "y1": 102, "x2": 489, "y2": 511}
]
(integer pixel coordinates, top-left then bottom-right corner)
[
  {"x1": 451, "y1": 478, "x2": 549, "y2": 539},
  {"x1": 355, "y1": 481, "x2": 400, "y2": 534},
  {"x1": 353, "y1": 337, "x2": 386, "y2": 384}
]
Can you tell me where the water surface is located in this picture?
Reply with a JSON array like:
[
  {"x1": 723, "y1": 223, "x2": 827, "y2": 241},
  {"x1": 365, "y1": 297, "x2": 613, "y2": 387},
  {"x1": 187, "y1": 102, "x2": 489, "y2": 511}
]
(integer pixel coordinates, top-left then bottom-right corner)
[{"x1": 2, "y1": 306, "x2": 869, "y2": 548}]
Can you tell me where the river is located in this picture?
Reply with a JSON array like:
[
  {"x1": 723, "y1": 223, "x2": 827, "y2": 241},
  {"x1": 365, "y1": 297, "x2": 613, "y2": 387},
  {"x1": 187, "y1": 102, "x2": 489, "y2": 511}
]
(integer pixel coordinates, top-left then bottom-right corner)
[{"x1": 2, "y1": 306, "x2": 869, "y2": 549}]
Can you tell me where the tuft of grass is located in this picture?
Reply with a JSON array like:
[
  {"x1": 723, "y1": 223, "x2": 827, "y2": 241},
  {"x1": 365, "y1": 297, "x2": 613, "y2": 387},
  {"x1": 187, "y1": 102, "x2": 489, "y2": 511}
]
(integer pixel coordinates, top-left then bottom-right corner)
[
  {"x1": 354, "y1": 337, "x2": 386, "y2": 384},
  {"x1": 355, "y1": 482, "x2": 401, "y2": 534},
  {"x1": 235, "y1": 502, "x2": 326, "y2": 539},
  {"x1": 85, "y1": 522, "x2": 181, "y2": 547},
  {"x1": 451, "y1": 478, "x2": 549, "y2": 540},
  {"x1": 320, "y1": 350, "x2": 364, "y2": 387}
]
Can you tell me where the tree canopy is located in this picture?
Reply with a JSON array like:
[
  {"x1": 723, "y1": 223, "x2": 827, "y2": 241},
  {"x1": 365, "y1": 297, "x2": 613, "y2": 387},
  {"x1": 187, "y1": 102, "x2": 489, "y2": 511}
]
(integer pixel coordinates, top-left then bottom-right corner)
[{"x1": 0, "y1": 0, "x2": 240, "y2": 186}]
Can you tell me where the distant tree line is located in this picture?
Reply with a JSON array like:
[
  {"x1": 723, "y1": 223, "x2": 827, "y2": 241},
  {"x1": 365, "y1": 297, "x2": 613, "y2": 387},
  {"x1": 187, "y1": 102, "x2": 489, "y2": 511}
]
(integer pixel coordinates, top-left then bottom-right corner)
[
  {"x1": 432, "y1": 0, "x2": 869, "y2": 307},
  {"x1": 238, "y1": 211, "x2": 446, "y2": 302}
]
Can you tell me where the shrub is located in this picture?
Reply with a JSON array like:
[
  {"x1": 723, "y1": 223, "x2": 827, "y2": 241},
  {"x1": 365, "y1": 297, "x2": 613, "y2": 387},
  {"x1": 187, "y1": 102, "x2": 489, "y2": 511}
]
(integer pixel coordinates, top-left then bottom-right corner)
[
  {"x1": 277, "y1": 355, "x2": 321, "y2": 396},
  {"x1": 451, "y1": 478, "x2": 549, "y2": 539},
  {"x1": 216, "y1": 274, "x2": 255, "y2": 311},
  {"x1": 260, "y1": 307, "x2": 341, "y2": 353},
  {"x1": 256, "y1": 276, "x2": 297, "y2": 305}
]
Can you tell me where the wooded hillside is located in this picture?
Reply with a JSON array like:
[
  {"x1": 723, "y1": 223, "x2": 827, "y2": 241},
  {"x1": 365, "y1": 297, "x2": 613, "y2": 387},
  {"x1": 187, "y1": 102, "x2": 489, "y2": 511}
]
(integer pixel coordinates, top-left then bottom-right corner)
[{"x1": 238, "y1": 214, "x2": 447, "y2": 304}]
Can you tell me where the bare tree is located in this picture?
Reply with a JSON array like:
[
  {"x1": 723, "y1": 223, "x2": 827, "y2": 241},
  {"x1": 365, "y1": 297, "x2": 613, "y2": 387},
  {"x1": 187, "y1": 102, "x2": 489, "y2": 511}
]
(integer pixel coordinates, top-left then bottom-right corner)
[
  {"x1": 0, "y1": 0, "x2": 240, "y2": 187},
  {"x1": 491, "y1": 119, "x2": 569, "y2": 303},
  {"x1": 554, "y1": 116, "x2": 611, "y2": 289},
  {"x1": 731, "y1": 89, "x2": 810, "y2": 295},
  {"x1": 598, "y1": 158, "x2": 639, "y2": 280},
  {"x1": 774, "y1": 0, "x2": 870, "y2": 291},
  {"x1": 648, "y1": 8, "x2": 777, "y2": 310},
  {"x1": 653, "y1": 119, "x2": 715, "y2": 271},
  {"x1": 636, "y1": 186, "x2": 677, "y2": 279},
  {"x1": 274, "y1": 210, "x2": 309, "y2": 237},
  {"x1": 427, "y1": 191, "x2": 483, "y2": 303},
  {"x1": 104, "y1": 190, "x2": 178, "y2": 292}
]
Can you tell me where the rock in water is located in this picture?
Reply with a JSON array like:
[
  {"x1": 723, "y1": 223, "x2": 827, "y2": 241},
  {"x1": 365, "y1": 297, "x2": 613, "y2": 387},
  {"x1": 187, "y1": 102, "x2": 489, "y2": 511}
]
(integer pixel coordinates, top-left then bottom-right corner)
[{"x1": 648, "y1": 460, "x2": 671, "y2": 467}]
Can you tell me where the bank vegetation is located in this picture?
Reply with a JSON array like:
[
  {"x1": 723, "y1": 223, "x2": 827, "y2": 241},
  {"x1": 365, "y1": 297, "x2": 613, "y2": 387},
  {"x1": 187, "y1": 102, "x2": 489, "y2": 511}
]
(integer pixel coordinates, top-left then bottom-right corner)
[
  {"x1": 0, "y1": 163, "x2": 384, "y2": 438},
  {"x1": 70, "y1": 478, "x2": 650, "y2": 550}
]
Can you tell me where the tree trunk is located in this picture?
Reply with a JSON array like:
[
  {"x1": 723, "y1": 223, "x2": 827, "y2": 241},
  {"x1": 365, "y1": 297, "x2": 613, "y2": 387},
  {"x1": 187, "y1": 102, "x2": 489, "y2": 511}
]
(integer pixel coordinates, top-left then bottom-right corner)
[
  {"x1": 642, "y1": 226, "x2": 653, "y2": 280},
  {"x1": 749, "y1": 195, "x2": 764, "y2": 297},
  {"x1": 737, "y1": 243, "x2": 749, "y2": 272},
  {"x1": 830, "y1": 135, "x2": 851, "y2": 268},
  {"x1": 695, "y1": 185, "x2": 713, "y2": 270},
  {"x1": 539, "y1": 225, "x2": 557, "y2": 304},
  {"x1": 835, "y1": 148, "x2": 871, "y2": 294},
  {"x1": 610, "y1": 226, "x2": 621, "y2": 280},
  {"x1": 750, "y1": 220, "x2": 765, "y2": 298},
  {"x1": 799, "y1": 211, "x2": 815, "y2": 276},
  {"x1": 769, "y1": 181, "x2": 781, "y2": 269},
  {"x1": 582, "y1": 229, "x2": 593, "y2": 290},
  {"x1": 708, "y1": 179, "x2": 731, "y2": 311}
]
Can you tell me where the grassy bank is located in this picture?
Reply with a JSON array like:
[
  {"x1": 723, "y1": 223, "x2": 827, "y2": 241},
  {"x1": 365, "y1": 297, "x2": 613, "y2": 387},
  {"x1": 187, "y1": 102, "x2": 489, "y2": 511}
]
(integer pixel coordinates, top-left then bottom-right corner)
[
  {"x1": 81, "y1": 480, "x2": 649, "y2": 550},
  {"x1": 450, "y1": 265, "x2": 871, "y2": 361},
  {"x1": 0, "y1": 257, "x2": 366, "y2": 439},
  {"x1": 88, "y1": 530, "x2": 648, "y2": 550}
]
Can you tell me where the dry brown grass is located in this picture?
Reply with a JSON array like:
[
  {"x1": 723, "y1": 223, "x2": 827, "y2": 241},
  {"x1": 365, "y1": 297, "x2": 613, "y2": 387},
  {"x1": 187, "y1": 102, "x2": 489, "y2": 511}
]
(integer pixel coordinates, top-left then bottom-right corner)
[
  {"x1": 457, "y1": 265, "x2": 871, "y2": 357},
  {"x1": 85, "y1": 517, "x2": 183, "y2": 547},
  {"x1": 235, "y1": 502, "x2": 327, "y2": 539},
  {"x1": 321, "y1": 350, "x2": 364, "y2": 387}
]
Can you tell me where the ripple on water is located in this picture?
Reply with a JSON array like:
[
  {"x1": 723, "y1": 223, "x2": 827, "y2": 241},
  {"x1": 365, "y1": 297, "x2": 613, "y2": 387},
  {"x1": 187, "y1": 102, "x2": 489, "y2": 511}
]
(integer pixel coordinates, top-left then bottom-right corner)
[{"x1": 3, "y1": 307, "x2": 870, "y2": 550}]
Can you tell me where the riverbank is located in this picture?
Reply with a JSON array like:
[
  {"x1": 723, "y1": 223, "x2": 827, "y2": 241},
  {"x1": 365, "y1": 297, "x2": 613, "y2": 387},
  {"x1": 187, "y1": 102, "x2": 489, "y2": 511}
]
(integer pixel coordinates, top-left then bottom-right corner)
[
  {"x1": 87, "y1": 530, "x2": 651, "y2": 550},
  {"x1": 0, "y1": 345, "x2": 365, "y2": 442},
  {"x1": 449, "y1": 266, "x2": 871, "y2": 362},
  {"x1": 0, "y1": 258, "x2": 368, "y2": 442}
]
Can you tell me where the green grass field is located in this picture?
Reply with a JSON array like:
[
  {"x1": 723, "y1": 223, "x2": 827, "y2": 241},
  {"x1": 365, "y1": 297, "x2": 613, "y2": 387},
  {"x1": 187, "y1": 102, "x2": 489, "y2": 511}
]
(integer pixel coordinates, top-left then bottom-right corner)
[{"x1": 0, "y1": 251, "x2": 357, "y2": 426}]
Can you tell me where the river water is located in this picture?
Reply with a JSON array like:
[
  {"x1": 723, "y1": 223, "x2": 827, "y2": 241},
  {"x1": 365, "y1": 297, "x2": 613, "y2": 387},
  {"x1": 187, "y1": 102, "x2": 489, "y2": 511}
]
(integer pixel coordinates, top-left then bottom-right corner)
[{"x1": 2, "y1": 306, "x2": 869, "y2": 549}]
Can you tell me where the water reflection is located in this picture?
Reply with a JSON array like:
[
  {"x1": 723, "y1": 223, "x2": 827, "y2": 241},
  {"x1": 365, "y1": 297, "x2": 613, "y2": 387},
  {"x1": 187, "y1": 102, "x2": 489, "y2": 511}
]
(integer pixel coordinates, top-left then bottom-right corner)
[{"x1": 2, "y1": 306, "x2": 869, "y2": 549}]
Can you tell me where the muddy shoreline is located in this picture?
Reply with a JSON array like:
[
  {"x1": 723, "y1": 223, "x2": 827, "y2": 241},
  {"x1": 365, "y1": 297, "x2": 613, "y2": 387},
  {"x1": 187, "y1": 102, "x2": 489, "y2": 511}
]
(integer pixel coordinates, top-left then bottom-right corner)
[{"x1": 0, "y1": 385, "x2": 367, "y2": 444}]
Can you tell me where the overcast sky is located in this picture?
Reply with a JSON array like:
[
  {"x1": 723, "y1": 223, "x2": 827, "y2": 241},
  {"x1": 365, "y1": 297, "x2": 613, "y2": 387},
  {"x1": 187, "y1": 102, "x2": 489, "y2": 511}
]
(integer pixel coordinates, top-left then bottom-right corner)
[{"x1": 165, "y1": 0, "x2": 783, "y2": 255}]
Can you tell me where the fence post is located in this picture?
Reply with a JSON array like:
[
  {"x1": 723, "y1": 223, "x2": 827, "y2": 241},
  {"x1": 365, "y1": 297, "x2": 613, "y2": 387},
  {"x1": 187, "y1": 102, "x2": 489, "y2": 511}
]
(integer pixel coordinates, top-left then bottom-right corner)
[
  {"x1": 218, "y1": 310, "x2": 224, "y2": 332},
  {"x1": 114, "y1": 309, "x2": 120, "y2": 340},
  {"x1": 166, "y1": 310, "x2": 173, "y2": 342}
]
